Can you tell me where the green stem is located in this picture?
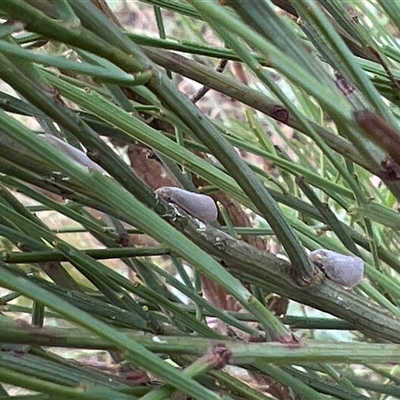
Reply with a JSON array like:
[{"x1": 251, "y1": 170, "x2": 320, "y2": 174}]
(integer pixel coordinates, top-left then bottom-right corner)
[{"x1": 3, "y1": 247, "x2": 171, "y2": 263}]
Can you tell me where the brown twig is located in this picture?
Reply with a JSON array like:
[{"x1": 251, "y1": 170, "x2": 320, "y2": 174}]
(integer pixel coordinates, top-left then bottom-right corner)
[{"x1": 190, "y1": 59, "x2": 228, "y2": 103}]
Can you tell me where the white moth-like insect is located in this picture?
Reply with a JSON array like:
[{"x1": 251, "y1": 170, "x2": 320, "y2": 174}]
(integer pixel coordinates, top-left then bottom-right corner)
[
  {"x1": 156, "y1": 186, "x2": 218, "y2": 223},
  {"x1": 39, "y1": 134, "x2": 105, "y2": 174},
  {"x1": 309, "y1": 249, "x2": 364, "y2": 288}
]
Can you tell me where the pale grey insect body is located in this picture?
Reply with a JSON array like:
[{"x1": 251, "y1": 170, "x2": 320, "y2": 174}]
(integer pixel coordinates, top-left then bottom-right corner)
[
  {"x1": 156, "y1": 186, "x2": 218, "y2": 223},
  {"x1": 309, "y1": 249, "x2": 364, "y2": 288},
  {"x1": 39, "y1": 134, "x2": 105, "y2": 174}
]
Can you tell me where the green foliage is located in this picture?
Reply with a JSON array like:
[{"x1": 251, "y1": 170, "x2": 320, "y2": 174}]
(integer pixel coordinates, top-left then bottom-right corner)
[{"x1": 0, "y1": 0, "x2": 399, "y2": 398}]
